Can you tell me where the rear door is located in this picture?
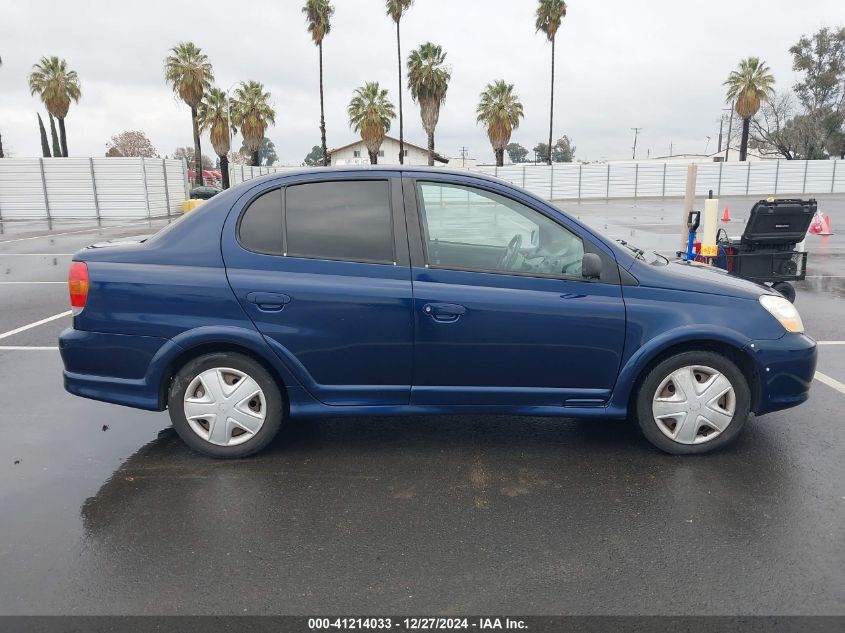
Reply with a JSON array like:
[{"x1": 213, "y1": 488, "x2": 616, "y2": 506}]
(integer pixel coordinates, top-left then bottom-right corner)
[
  {"x1": 404, "y1": 174, "x2": 627, "y2": 407},
  {"x1": 222, "y1": 172, "x2": 413, "y2": 405}
]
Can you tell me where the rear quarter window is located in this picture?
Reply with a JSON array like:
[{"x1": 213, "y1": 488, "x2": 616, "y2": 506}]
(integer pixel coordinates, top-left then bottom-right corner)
[{"x1": 239, "y1": 188, "x2": 284, "y2": 255}]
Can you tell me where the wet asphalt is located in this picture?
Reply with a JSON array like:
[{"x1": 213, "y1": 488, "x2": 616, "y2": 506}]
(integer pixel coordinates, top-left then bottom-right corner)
[{"x1": 0, "y1": 197, "x2": 843, "y2": 615}]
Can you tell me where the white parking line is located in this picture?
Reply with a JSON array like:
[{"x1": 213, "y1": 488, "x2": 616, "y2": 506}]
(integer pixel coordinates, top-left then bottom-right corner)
[
  {"x1": 0, "y1": 311, "x2": 72, "y2": 341},
  {"x1": 0, "y1": 281, "x2": 65, "y2": 285},
  {"x1": 0, "y1": 221, "x2": 151, "y2": 244},
  {"x1": 815, "y1": 371, "x2": 845, "y2": 395},
  {"x1": 817, "y1": 341, "x2": 845, "y2": 345},
  {"x1": 0, "y1": 346, "x2": 59, "y2": 351},
  {"x1": 0, "y1": 253, "x2": 75, "y2": 256}
]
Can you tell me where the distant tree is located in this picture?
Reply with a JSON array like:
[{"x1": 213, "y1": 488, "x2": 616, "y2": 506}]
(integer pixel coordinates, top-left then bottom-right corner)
[
  {"x1": 477, "y1": 79, "x2": 524, "y2": 167},
  {"x1": 407, "y1": 42, "x2": 451, "y2": 165},
  {"x1": 303, "y1": 0, "x2": 335, "y2": 166},
  {"x1": 48, "y1": 113, "x2": 61, "y2": 157},
  {"x1": 37, "y1": 113, "x2": 51, "y2": 157},
  {"x1": 533, "y1": 142, "x2": 549, "y2": 163},
  {"x1": 227, "y1": 149, "x2": 252, "y2": 165},
  {"x1": 174, "y1": 146, "x2": 214, "y2": 170},
  {"x1": 348, "y1": 81, "x2": 396, "y2": 164},
  {"x1": 551, "y1": 135, "x2": 575, "y2": 162},
  {"x1": 28, "y1": 56, "x2": 81, "y2": 156},
  {"x1": 505, "y1": 142, "x2": 528, "y2": 164},
  {"x1": 724, "y1": 57, "x2": 775, "y2": 161},
  {"x1": 231, "y1": 81, "x2": 276, "y2": 167},
  {"x1": 239, "y1": 137, "x2": 278, "y2": 166},
  {"x1": 303, "y1": 145, "x2": 325, "y2": 166},
  {"x1": 197, "y1": 87, "x2": 232, "y2": 188},
  {"x1": 106, "y1": 130, "x2": 158, "y2": 157},
  {"x1": 535, "y1": 0, "x2": 567, "y2": 164},
  {"x1": 164, "y1": 42, "x2": 214, "y2": 185}
]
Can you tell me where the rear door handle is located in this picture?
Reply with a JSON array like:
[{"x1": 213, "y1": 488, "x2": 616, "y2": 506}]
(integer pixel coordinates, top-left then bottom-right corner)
[
  {"x1": 246, "y1": 292, "x2": 291, "y2": 312},
  {"x1": 423, "y1": 303, "x2": 466, "y2": 323}
]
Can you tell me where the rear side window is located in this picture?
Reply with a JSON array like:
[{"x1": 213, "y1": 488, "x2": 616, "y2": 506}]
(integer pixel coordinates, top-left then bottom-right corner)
[
  {"x1": 239, "y1": 188, "x2": 283, "y2": 254},
  {"x1": 285, "y1": 180, "x2": 393, "y2": 263}
]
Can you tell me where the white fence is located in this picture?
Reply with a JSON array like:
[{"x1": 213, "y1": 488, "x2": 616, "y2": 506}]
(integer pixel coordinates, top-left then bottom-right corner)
[
  {"x1": 477, "y1": 160, "x2": 845, "y2": 200},
  {"x1": 229, "y1": 159, "x2": 844, "y2": 202},
  {"x1": 0, "y1": 158, "x2": 188, "y2": 221}
]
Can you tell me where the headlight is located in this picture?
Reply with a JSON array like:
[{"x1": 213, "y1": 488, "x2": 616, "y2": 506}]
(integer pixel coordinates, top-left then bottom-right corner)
[{"x1": 759, "y1": 294, "x2": 804, "y2": 333}]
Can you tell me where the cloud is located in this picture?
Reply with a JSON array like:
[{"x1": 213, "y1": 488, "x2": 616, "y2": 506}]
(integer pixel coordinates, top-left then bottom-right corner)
[{"x1": 0, "y1": 0, "x2": 840, "y2": 163}]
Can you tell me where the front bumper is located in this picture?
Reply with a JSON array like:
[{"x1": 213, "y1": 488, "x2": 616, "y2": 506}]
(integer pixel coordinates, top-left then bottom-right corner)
[{"x1": 746, "y1": 333, "x2": 817, "y2": 415}]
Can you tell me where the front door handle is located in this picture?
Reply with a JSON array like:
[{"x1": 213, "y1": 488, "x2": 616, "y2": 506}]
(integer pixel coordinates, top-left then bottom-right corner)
[
  {"x1": 423, "y1": 303, "x2": 466, "y2": 323},
  {"x1": 246, "y1": 291, "x2": 291, "y2": 312}
]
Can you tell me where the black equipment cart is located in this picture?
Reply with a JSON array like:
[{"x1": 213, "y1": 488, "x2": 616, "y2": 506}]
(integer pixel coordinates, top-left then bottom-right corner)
[{"x1": 714, "y1": 198, "x2": 814, "y2": 303}]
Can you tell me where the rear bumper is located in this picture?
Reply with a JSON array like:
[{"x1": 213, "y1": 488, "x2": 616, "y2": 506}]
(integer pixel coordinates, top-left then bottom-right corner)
[
  {"x1": 746, "y1": 333, "x2": 817, "y2": 415},
  {"x1": 59, "y1": 327, "x2": 174, "y2": 411}
]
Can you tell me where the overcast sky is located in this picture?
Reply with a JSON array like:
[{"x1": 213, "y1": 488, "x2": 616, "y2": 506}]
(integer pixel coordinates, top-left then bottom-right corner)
[{"x1": 1, "y1": 0, "x2": 843, "y2": 164}]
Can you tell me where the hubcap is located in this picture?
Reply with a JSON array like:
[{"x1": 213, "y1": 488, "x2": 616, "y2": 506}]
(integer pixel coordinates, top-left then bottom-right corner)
[
  {"x1": 652, "y1": 365, "x2": 736, "y2": 445},
  {"x1": 183, "y1": 367, "x2": 266, "y2": 447}
]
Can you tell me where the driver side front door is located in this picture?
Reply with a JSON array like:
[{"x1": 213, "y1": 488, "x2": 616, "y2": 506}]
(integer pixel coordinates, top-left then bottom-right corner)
[{"x1": 405, "y1": 177, "x2": 626, "y2": 407}]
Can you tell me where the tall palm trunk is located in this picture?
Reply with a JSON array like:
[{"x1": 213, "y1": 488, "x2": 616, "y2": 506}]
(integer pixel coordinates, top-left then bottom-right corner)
[
  {"x1": 58, "y1": 117, "x2": 68, "y2": 157},
  {"x1": 319, "y1": 43, "x2": 328, "y2": 167},
  {"x1": 396, "y1": 20, "x2": 404, "y2": 165},
  {"x1": 369, "y1": 150, "x2": 378, "y2": 165},
  {"x1": 427, "y1": 129, "x2": 434, "y2": 166},
  {"x1": 220, "y1": 155, "x2": 230, "y2": 189},
  {"x1": 190, "y1": 106, "x2": 203, "y2": 185},
  {"x1": 49, "y1": 114, "x2": 61, "y2": 157},
  {"x1": 547, "y1": 37, "x2": 555, "y2": 165},
  {"x1": 495, "y1": 148, "x2": 504, "y2": 167},
  {"x1": 252, "y1": 150, "x2": 261, "y2": 167},
  {"x1": 739, "y1": 118, "x2": 750, "y2": 161}
]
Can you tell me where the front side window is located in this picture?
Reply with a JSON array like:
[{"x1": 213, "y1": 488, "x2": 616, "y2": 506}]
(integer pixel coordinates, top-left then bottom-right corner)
[
  {"x1": 285, "y1": 180, "x2": 394, "y2": 263},
  {"x1": 416, "y1": 182, "x2": 584, "y2": 277}
]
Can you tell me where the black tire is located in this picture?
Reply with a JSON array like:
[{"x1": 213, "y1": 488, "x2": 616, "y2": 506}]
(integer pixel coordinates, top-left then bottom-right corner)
[
  {"x1": 634, "y1": 351, "x2": 751, "y2": 455},
  {"x1": 772, "y1": 282, "x2": 796, "y2": 303},
  {"x1": 168, "y1": 352, "x2": 284, "y2": 458}
]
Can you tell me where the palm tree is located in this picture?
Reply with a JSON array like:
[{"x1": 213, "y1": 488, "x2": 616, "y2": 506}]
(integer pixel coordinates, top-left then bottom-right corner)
[
  {"x1": 535, "y1": 0, "x2": 566, "y2": 165},
  {"x1": 386, "y1": 0, "x2": 413, "y2": 164},
  {"x1": 407, "y1": 42, "x2": 451, "y2": 166},
  {"x1": 724, "y1": 57, "x2": 775, "y2": 161},
  {"x1": 230, "y1": 81, "x2": 276, "y2": 168},
  {"x1": 164, "y1": 42, "x2": 214, "y2": 185},
  {"x1": 197, "y1": 88, "x2": 233, "y2": 189},
  {"x1": 303, "y1": 0, "x2": 335, "y2": 167},
  {"x1": 477, "y1": 80, "x2": 525, "y2": 167},
  {"x1": 28, "y1": 56, "x2": 81, "y2": 157},
  {"x1": 348, "y1": 81, "x2": 396, "y2": 165}
]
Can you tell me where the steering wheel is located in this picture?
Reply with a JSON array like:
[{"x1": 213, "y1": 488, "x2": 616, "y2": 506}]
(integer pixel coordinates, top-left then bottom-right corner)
[{"x1": 498, "y1": 234, "x2": 523, "y2": 271}]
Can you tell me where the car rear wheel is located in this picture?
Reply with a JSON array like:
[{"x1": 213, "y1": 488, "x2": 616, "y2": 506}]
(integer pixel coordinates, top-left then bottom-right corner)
[
  {"x1": 635, "y1": 351, "x2": 751, "y2": 455},
  {"x1": 168, "y1": 352, "x2": 283, "y2": 458}
]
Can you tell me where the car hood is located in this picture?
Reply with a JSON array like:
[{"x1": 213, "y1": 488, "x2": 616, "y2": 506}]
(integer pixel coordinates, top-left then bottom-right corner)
[{"x1": 631, "y1": 258, "x2": 774, "y2": 300}]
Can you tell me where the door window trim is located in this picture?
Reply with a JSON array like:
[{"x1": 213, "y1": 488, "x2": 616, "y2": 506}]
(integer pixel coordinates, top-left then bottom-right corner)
[
  {"x1": 410, "y1": 178, "x2": 595, "y2": 283},
  {"x1": 235, "y1": 177, "x2": 406, "y2": 267}
]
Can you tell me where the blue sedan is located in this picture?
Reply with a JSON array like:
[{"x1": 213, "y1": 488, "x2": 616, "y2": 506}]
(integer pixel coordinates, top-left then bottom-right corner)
[{"x1": 60, "y1": 167, "x2": 817, "y2": 457}]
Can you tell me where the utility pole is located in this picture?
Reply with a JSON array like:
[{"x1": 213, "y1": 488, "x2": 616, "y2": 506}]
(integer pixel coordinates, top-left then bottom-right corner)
[
  {"x1": 724, "y1": 102, "x2": 735, "y2": 162},
  {"x1": 717, "y1": 107, "x2": 732, "y2": 156},
  {"x1": 631, "y1": 127, "x2": 643, "y2": 160},
  {"x1": 458, "y1": 146, "x2": 469, "y2": 168},
  {"x1": 669, "y1": 140, "x2": 673, "y2": 156}
]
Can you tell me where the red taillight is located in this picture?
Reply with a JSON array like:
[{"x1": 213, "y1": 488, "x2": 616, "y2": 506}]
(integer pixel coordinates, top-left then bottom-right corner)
[{"x1": 68, "y1": 261, "x2": 89, "y2": 311}]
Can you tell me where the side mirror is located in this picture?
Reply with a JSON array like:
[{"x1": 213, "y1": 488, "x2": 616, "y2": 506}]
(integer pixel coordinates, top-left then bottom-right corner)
[{"x1": 582, "y1": 253, "x2": 603, "y2": 280}]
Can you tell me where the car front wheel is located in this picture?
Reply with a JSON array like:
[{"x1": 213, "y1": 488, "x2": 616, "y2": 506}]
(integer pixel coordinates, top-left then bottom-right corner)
[
  {"x1": 635, "y1": 351, "x2": 751, "y2": 455},
  {"x1": 168, "y1": 352, "x2": 283, "y2": 458}
]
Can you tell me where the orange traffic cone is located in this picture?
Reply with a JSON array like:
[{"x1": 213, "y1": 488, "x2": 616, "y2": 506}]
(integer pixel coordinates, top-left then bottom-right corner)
[
  {"x1": 819, "y1": 213, "x2": 833, "y2": 236},
  {"x1": 809, "y1": 211, "x2": 825, "y2": 234},
  {"x1": 722, "y1": 206, "x2": 730, "y2": 222}
]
